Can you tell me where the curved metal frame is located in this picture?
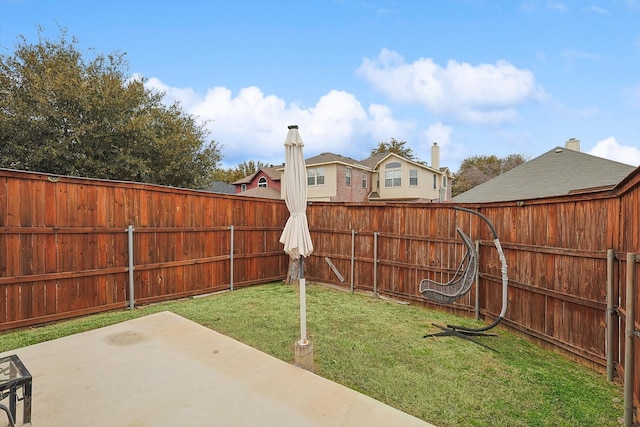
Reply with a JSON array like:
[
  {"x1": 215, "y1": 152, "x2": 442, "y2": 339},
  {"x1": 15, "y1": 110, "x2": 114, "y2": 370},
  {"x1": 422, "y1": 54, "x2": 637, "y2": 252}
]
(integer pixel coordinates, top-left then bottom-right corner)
[{"x1": 423, "y1": 207, "x2": 509, "y2": 348}]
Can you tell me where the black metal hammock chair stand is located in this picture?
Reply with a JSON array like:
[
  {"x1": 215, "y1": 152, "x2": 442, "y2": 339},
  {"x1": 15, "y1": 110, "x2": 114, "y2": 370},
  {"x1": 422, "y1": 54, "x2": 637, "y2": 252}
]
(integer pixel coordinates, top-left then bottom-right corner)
[{"x1": 420, "y1": 207, "x2": 509, "y2": 351}]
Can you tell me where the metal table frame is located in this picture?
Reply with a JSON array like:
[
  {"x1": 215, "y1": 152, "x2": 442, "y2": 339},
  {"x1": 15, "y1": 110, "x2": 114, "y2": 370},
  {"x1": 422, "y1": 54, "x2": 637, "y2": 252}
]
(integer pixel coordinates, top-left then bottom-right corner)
[{"x1": 0, "y1": 355, "x2": 32, "y2": 426}]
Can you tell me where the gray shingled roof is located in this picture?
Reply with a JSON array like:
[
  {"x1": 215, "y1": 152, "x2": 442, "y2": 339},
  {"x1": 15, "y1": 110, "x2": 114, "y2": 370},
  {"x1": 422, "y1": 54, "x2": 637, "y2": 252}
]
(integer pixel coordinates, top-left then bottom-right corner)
[
  {"x1": 453, "y1": 147, "x2": 636, "y2": 203},
  {"x1": 205, "y1": 181, "x2": 235, "y2": 194},
  {"x1": 359, "y1": 153, "x2": 387, "y2": 169},
  {"x1": 305, "y1": 152, "x2": 369, "y2": 168},
  {"x1": 236, "y1": 186, "x2": 281, "y2": 199}
]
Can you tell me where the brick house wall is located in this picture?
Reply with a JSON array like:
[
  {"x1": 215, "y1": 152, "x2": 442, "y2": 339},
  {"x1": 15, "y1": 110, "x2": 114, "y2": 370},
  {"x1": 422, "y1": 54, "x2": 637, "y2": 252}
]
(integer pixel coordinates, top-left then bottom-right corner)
[{"x1": 333, "y1": 165, "x2": 371, "y2": 202}]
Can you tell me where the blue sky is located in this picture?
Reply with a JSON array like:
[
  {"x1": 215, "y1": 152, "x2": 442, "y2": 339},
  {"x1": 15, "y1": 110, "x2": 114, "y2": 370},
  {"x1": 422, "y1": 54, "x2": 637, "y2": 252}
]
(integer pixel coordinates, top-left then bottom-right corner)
[{"x1": 1, "y1": 0, "x2": 639, "y2": 171}]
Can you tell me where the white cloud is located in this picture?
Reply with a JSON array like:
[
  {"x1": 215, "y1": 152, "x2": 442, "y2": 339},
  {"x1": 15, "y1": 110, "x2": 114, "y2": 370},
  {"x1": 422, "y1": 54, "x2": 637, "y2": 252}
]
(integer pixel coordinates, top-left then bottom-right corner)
[
  {"x1": 142, "y1": 78, "x2": 410, "y2": 167},
  {"x1": 584, "y1": 5, "x2": 608, "y2": 14},
  {"x1": 419, "y1": 122, "x2": 458, "y2": 167},
  {"x1": 423, "y1": 122, "x2": 453, "y2": 148},
  {"x1": 356, "y1": 49, "x2": 545, "y2": 125},
  {"x1": 589, "y1": 137, "x2": 640, "y2": 166},
  {"x1": 144, "y1": 76, "x2": 200, "y2": 109},
  {"x1": 366, "y1": 103, "x2": 415, "y2": 146}
]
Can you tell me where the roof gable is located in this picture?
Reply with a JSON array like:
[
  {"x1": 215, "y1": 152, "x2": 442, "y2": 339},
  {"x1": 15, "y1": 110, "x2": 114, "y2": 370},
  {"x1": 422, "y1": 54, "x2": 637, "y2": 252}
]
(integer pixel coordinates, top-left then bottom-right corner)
[
  {"x1": 232, "y1": 165, "x2": 283, "y2": 185},
  {"x1": 366, "y1": 152, "x2": 440, "y2": 173},
  {"x1": 260, "y1": 166, "x2": 283, "y2": 180}
]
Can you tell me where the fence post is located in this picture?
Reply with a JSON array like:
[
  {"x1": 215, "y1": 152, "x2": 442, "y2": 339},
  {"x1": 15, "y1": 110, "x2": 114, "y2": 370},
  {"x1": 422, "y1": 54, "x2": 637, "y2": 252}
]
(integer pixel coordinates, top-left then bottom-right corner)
[
  {"x1": 624, "y1": 252, "x2": 637, "y2": 427},
  {"x1": 475, "y1": 240, "x2": 480, "y2": 321},
  {"x1": 127, "y1": 225, "x2": 135, "y2": 310},
  {"x1": 229, "y1": 225, "x2": 234, "y2": 291},
  {"x1": 350, "y1": 229, "x2": 355, "y2": 293},
  {"x1": 607, "y1": 249, "x2": 615, "y2": 382},
  {"x1": 373, "y1": 232, "x2": 379, "y2": 298}
]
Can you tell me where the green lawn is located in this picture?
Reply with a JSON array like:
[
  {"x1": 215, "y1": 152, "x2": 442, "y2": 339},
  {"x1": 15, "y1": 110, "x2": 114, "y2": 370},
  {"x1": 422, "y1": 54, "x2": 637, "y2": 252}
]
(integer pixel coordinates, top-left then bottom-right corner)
[{"x1": 0, "y1": 282, "x2": 624, "y2": 426}]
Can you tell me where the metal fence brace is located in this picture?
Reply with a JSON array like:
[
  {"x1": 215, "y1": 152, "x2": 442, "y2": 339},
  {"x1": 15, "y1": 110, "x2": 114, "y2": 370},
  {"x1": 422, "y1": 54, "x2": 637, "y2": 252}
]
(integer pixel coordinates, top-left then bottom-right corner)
[{"x1": 324, "y1": 257, "x2": 345, "y2": 282}]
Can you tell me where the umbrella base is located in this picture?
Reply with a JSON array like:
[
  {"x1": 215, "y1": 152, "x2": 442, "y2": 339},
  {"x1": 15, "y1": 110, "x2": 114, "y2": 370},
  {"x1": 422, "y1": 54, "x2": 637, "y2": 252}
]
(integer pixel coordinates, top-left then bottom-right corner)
[{"x1": 294, "y1": 340, "x2": 314, "y2": 372}]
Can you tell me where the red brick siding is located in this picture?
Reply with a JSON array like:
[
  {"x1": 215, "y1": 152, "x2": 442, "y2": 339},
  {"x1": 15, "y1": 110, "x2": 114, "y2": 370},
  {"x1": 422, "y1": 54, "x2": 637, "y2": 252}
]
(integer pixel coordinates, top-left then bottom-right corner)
[{"x1": 333, "y1": 166, "x2": 371, "y2": 202}]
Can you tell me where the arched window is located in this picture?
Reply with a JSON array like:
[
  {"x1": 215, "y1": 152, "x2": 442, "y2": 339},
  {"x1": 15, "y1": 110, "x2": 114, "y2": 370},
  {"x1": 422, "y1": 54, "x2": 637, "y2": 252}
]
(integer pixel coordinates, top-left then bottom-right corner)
[{"x1": 258, "y1": 177, "x2": 267, "y2": 188}]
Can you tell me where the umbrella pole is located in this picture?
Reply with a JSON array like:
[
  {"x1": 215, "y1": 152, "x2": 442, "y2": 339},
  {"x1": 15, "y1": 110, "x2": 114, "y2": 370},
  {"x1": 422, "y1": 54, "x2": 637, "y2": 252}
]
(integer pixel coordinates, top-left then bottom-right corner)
[
  {"x1": 299, "y1": 256, "x2": 307, "y2": 344},
  {"x1": 294, "y1": 256, "x2": 314, "y2": 371}
]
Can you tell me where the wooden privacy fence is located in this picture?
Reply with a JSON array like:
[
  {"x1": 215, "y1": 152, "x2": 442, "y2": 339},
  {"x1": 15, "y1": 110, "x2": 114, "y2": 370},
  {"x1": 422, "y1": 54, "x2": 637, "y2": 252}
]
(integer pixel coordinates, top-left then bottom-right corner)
[
  {"x1": 1, "y1": 166, "x2": 639, "y2": 420},
  {"x1": 0, "y1": 169, "x2": 290, "y2": 330}
]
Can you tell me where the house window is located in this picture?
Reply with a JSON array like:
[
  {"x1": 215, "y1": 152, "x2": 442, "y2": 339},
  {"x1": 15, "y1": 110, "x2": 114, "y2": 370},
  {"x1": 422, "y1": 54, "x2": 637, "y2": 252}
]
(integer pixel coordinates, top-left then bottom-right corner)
[
  {"x1": 433, "y1": 174, "x2": 437, "y2": 190},
  {"x1": 362, "y1": 173, "x2": 367, "y2": 188},
  {"x1": 442, "y1": 175, "x2": 447, "y2": 188},
  {"x1": 384, "y1": 162, "x2": 402, "y2": 187},
  {"x1": 346, "y1": 168, "x2": 351, "y2": 186},
  {"x1": 409, "y1": 169, "x2": 418, "y2": 186},
  {"x1": 258, "y1": 177, "x2": 267, "y2": 188},
  {"x1": 307, "y1": 167, "x2": 325, "y2": 186}
]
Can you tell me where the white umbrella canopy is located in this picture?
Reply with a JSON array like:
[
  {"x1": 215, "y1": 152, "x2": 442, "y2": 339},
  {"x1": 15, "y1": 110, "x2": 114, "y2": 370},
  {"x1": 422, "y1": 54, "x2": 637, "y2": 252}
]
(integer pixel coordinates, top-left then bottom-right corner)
[
  {"x1": 279, "y1": 125, "x2": 313, "y2": 347},
  {"x1": 279, "y1": 125, "x2": 313, "y2": 260}
]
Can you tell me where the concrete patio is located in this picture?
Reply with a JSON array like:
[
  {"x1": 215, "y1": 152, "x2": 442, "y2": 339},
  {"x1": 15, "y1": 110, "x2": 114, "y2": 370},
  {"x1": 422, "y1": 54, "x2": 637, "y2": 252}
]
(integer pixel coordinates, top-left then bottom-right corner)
[{"x1": 0, "y1": 311, "x2": 433, "y2": 427}]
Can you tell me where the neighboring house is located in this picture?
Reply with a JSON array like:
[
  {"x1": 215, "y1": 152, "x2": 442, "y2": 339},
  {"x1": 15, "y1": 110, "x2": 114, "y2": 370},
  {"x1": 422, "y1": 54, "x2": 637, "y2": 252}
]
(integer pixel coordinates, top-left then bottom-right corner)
[
  {"x1": 299, "y1": 152, "x2": 373, "y2": 202},
  {"x1": 232, "y1": 165, "x2": 282, "y2": 195},
  {"x1": 232, "y1": 143, "x2": 453, "y2": 203},
  {"x1": 453, "y1": 138, "x2": 636, "y2": 203},
  {"x1": 362, "y1": 143, "x2": 452, "y2": 203},
  {"x1": 281, "y1": 142, "x2": 452, "y2": 203}
]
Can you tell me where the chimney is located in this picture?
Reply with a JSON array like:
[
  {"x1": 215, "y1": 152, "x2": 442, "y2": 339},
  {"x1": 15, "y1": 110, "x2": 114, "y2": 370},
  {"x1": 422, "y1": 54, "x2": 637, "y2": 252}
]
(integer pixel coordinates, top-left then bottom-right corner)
[
  {"x1": 431, "y1": 142, "x2": 440, "y2": 170},
  {"x1": 565, "y1": 138, "x2": 580, "y2": 152}
]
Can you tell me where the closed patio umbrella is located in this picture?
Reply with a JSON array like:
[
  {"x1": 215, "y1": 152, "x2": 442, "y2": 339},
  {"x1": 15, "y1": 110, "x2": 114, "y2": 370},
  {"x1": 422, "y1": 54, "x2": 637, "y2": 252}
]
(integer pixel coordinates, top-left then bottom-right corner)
[{"x1": 279, "y1": 125, "x2": 313, "y2": 348}]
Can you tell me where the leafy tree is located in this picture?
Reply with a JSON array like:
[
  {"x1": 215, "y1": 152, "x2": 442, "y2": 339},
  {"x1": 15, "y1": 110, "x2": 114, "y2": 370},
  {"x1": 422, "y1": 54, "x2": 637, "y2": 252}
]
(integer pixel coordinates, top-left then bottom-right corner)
[
  {"x1": 212, "y1": 160, "x2": 271, "y2": 184},
  {"x1": 370, "y1": 138, "x2": 417, "y2": 161},
  {"x1": 234, "y1": 160, "x2": 270, "y2": 180},
  {"x1": 452, "y1": 153, "x2": 528, "y2": 197},
  {"x1": 0, "y1": 29, "x2": 221, "y2": 189}
]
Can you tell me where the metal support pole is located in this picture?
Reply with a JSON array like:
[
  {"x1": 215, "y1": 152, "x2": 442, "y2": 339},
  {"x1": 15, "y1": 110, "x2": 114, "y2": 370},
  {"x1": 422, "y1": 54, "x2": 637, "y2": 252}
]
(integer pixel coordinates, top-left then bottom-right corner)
[
  {"x1": 607, "y1": 249, "x2": 615, "y2": 382},
  {"x1": 373, "y1": 232, "x2": 379, "y2": 298},
  {"x1": 624, "y1": 253, "x2": 636, "y2": 427},
  {"x1": 475, "y1": 240, "x2": 480, "y2": 321},
  {"x1": 299, "y1": 257, "x2": 307, "y2": 344},
  {"x1": 127, "y1": 225, "x2": 135, "y2": 310},
  {"x1": 350, "y1": 229, "x2": 355, "y2": 293},
  {"x1": 229, "y1": 225, "x2": 234, "y2": 291}
]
